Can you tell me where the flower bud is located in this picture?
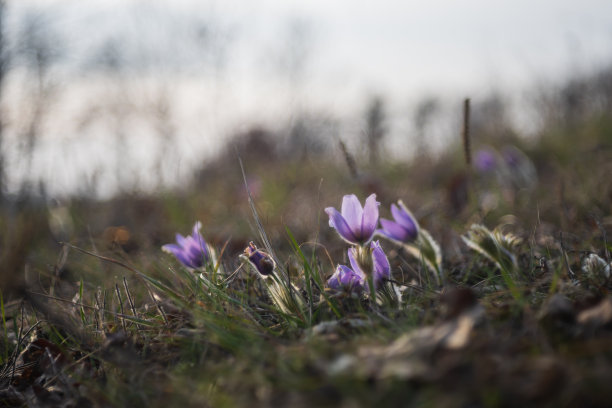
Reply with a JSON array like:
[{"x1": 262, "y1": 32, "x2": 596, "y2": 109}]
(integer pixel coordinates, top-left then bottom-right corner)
[{"x1": 244, "y1": 242, "x2": 275, "y2": 276}]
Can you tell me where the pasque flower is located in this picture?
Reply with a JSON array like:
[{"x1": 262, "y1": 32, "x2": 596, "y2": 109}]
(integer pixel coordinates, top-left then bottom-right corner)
[
  {"x1": 327, "y1": 240, "x2": 390, "y2": 292},
  {"x1": 327, "y1": 265, "x2": 367, "y2": 293},
  {"x1": 244, "y1": 242, "x2": 275, "y2": 276},
  {"x1": 325, "y1": 194, "x2": 379, "y2": 245},
  {"x1": 162, "y1": 221, "x2": 209, "y2": 268},
  {"x1": 377, "y1": 200, "x2": 419, "y2": 244}
]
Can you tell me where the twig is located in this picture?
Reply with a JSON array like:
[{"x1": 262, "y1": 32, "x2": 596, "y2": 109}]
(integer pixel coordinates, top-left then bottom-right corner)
[{"x1": 462, "y1": 98, "x2": 471, "y2": 166}]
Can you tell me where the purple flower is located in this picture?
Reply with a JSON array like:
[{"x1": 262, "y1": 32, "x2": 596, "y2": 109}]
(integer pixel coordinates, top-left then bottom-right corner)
[
  {"x1": 474, "y1": 148, "x2": 498, "y2": 172},
  {"x1": 244, "y1": 242, "x2": 275, "y2": 276},
  {"x1": 377, "y1": 200, "x2": 419, "y2": 244},
  {"x1": 162, "y1": 221, "x2": 210, "y2": 269},
  {"x1": 325, "y1": 194, "x2": 380, "y2": 245},
  {"x1": 327, "y1": 240, "x2": 391, "y2": 292},
  {"x1": 327, "y1": 265, "x2": 366, "y2": 293}
]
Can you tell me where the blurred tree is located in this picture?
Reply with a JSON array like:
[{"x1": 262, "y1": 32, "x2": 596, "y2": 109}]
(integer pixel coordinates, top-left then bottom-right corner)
[
  {"x1": 364, "y1": 96, "x2": 386, "y2": 166},
  {"x1": 93, "y1": 38, "x2": 132, "y2": 191},
  {"x1": 149, "y1": 86, "x2": 176, "y2": 188},
  {"x1": 413, "y1": 96, "x2": 440, "y2": 156},
  {"x1": 15, "y1": 10, "x2": 61, "y2": 193}
]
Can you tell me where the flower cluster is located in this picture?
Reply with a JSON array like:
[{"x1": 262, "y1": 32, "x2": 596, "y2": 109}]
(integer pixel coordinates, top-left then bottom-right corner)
[
  {"x1": 327, "y1": 241, "x2": 391, "y2": 293},
  {"x1": 325, "y1": 194, "x2": 420, "y2": 294}
]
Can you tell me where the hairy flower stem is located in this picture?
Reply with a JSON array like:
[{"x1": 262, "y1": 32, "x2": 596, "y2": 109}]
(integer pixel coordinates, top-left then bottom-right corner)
[{"x1": 241, "y1": 253, "x2": 304, "y2": 318}]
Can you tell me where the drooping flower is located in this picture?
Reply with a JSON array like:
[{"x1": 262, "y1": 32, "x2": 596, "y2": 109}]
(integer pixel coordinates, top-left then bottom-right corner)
[
  {"x1": 327, "y1": 240, "x2": 391, "y2": 292},
  {"x1": 162, "y1": 221, "x2": 210, "y2": 269},
  {"x1": 325, "y1": 194, "x2": 380, "y2": 245},
  {"x1": 244, "y1": 242, "x2": 275, "y2": 276},
  {"x1": 376, "y1": 200, "x2": 419, "y2": 244}
]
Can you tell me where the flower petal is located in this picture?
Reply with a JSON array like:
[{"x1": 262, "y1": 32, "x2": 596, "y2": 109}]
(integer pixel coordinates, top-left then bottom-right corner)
[
  {"x1": 325, "y1": 207, "x2": 358, "y2": 244},
  {"x1": 371, "y1": 240, "x2": 391, "y2": 283},
  {"x1": 347, "y1": 247, "x2": 366, "y2": 279},
  {"x1": 360, "y1": 193, "x2": 379, "y2": 243},
  {"x1": 175, "y1": 233, "x2": 188, "y2": 249},
  {"x1": 161, "y1": 243, "x2": 182, "y2": 255},
  {"x1": 393, "y1": 202, "x2": 419, "y2": 230},
  {"x1": 191, "y1": 221, "x2": 203, "y2": 238},
  {"x1": 328, "y1": 265, "x2": 365, "y2": 292},
  {"x1": 163, "y1": 244, "x2": 196, "y2": 268},
  {"x1": 380, "y1": 218, "x2": 410, "y2": 242},
  {"x1": 341, "y1": 194, "x2": 363, "y2": 236}
]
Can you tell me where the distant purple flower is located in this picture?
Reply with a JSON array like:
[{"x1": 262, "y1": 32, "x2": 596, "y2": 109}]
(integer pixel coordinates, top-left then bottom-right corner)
[
  {"x1": 377, "y1": 200, "x2": 419, "y2": 244},
  {"x1": 162, "y1": 221, "x2": 209, "y2": 268},
  {"x1": 327, "y1": 240, "x2": 391, "y2": 292},
  {"x1": 325, "y1": 194, "x2": 380, "y2": 245},
  {"x1": 500, "y1": 145, "x2": 537, "y2": 188},
  {"x1": 244, "y1": 242, "x2": 275, "y2": 276},
  {"x1": 501, "y1": 146, "x2": 522, "y2": 169},
  {"x1": 474, "y1": 149, "x2": 498, "y2": 172}
]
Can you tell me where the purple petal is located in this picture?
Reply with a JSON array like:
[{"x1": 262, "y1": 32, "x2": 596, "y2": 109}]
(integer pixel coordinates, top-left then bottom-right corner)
[
  {"x1": 328, "y1": 265, "x2": 365, "y2": 292},
  {"x1": 163, "y1": 244, "x2": 196, "y2": 268},
  {"x1": 175, "y1": 233, "x2": 188, "y2": 249},
  {"x1": 391, "y1": 202, "x2": 417, "y2": 230},
  {"x1": 191, "y1": 221, "x2": 203, "y2": 239},
  {"x1": 341, "y1": 194, "x2": 363, "y2": 236},
  {"x1": 347, "y1": 247, "x2": 366, "y2": 278},
  {"x1": 380, "y1": 218, "x2": 410, "y2": 242},
  {"x1": 360, "y1": 193, "x2": 379, "y2": 243},
  {"x1": 162, "y1": 243, "x2": 182, "y2": 255},
  {"x1": 327, "y1": 270, "x2": 342, "y2": 290},
  {"x1": 182, "y1": 237, "x2": 206, "y2": 266},
  {"x1": 371, "y1": 240, "x2": 391, "y2": 283},
  {"x1": 375, "y1": 228, "x2": 394, "y2": 240},
  {"x1": 325, "y1": 207, "x2": 358, "y2": 244}
]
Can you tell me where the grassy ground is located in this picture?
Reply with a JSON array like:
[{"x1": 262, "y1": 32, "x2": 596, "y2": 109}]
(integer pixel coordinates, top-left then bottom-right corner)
[{"x1": 2, "y1": 108, "x2": 612, "y2": 407}]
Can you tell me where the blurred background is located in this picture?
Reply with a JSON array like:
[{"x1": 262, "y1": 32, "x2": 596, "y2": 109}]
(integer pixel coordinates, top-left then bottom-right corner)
[{"x1": 1, "y1": 0, "x2": 611, "y2": 198}]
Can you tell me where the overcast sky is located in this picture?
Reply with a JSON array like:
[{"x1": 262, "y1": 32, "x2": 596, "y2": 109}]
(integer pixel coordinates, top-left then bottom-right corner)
[
  {"x1": 5, "y1": 0, "x2": 612, "y2": 196},
  {"x1": 10, "y1": 0, "x2": 612, "y2": 102}
]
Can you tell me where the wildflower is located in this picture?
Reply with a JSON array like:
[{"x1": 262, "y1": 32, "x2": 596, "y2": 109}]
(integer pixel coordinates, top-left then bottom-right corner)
[
  {"x1": 327, "y1": 265, "x2": 366, "y2": 293},
  {"x1": 244, "y1": 242, "x2": 275, "y2": 276},
  {"x1": 474, "y1": 148, "x2": 498, "y2": 172},
  {"x1": 325, "y1": 194, "x2": 379, "y2": 245},
  {"x1": 376, "y1": 200, "x2": 419, "y2": 244},
  {"x1": 327, "y1": 240, "x2": 391, "y2": 292},
  {"x1": 162, "y1": 221, "x2": 209, "y2": 268}
]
